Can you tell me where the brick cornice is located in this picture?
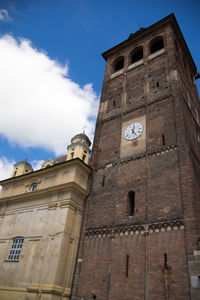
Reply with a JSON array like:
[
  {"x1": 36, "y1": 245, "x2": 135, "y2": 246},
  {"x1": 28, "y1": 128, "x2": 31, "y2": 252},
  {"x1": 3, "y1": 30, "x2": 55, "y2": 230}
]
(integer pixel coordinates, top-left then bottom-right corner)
[
  {"x1": 94, "y1": 144, "x2": 178, "y2": 171},
  {"x1": 85, "y1": 219, "x2": 185, "y2": 239}
]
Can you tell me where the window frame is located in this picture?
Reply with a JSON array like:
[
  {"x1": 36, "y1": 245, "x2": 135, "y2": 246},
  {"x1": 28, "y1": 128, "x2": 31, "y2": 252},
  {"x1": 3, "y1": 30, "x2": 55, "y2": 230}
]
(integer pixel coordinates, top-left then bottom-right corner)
[
  {"x1": 30, "y1": 182, "x2": 38, "y2": 192},
  {"x1": 7, "y1": 237, "x2": 24, "y2": 262}
]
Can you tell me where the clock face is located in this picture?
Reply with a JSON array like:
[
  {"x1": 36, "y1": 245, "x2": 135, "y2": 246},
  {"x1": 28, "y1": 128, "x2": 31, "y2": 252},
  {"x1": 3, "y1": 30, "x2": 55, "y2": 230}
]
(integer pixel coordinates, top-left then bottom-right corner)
[{"x1": 124, "y1": 122, "x2": 143, "y2": 141}]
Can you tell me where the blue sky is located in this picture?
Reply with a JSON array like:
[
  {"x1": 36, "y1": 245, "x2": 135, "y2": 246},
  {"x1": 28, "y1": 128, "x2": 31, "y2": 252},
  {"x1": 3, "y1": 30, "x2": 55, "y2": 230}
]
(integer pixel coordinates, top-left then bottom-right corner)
[{"x1": 0, "y1": 0, "x2": 199, "y2": 180}]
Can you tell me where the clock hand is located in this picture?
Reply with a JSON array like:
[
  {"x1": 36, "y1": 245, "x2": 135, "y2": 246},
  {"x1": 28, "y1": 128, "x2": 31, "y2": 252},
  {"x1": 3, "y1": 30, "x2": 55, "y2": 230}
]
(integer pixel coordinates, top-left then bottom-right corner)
[{"x1": 131, "y1": 124, "x2": 136, "y2": 134}]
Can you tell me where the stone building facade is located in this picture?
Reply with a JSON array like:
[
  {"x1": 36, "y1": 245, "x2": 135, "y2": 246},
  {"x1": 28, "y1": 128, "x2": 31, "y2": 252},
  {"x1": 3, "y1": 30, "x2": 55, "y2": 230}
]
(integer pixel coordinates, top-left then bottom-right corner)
[
  {"x1": 71, "y1": 14, "x2": 200, "y2": 300},
  {"x1": 0, "y1": 134, "x2": 91, "y2": 300}
]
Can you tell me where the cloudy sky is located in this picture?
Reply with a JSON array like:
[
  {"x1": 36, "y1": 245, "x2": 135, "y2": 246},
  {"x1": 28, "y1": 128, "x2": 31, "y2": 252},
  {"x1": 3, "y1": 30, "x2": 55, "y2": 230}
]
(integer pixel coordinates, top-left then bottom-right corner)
[{"x1": 0, "y1": 0, "x2": 199, "y2": 181}]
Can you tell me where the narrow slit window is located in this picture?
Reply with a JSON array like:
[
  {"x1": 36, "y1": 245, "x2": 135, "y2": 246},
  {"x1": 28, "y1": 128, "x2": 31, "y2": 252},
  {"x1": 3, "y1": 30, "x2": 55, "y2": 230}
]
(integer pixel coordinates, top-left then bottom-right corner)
[
  {"x1": 82, "y1": 154, "x2": 86, "y2": 162},
  {"x1": 71, "y1": 152, "x2": 74, "y2": 159},
  {"x1": 102, "y1": 175, "x2": 105, "y2": 187},
  {"x1": 164, "y1": 253, "x2": 168, "y2": 269},
  {"x1": 128, "y1": 191, "x2": 135, "y2": 216},
  {"x1": 125, "y1": 254, "x2": 129, "y2": 278},
  {"x1": 162, "y1": 134, "x2": 165, "y2": 146}
]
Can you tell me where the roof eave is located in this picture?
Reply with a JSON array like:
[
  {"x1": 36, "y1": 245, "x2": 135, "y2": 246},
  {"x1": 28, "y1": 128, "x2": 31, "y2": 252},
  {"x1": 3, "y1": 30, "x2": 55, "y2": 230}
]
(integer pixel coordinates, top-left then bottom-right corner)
[{"x1": 0, "y1": 158, "x2": 91, "y2": 185}]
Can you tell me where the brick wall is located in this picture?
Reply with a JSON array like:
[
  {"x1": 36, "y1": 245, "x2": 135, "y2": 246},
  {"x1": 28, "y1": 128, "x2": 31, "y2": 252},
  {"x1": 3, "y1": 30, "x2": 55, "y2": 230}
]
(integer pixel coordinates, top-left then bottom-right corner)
[{"x1": 72, "y1": 15, "x2": 200, "y2": 300}]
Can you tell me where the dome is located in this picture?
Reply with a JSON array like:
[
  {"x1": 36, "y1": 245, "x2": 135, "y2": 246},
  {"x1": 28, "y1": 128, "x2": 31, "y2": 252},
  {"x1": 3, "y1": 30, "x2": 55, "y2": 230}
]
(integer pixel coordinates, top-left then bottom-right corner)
[{"x1": 71, "y1": 133, "x2": 91, "y2": 147}]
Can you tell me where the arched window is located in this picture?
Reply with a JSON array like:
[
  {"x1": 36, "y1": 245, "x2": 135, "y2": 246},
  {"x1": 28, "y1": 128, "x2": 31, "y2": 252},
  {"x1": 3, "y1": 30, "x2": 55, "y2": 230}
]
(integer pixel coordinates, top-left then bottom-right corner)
[
  {"x1": 130, "y1": 47, "x2": 143, "y2": 64},
  {"x1": 112, "y1": 56, "x2": 124, "y2": 74},
  {"x1": 150, "y1": 36, "x2": 164, "y2": 54},
  {"x1": 8, "y1": 237, "x2": 24, "y2": 261},
  {"x1": 128, "y1": 191, "x2": 135, "y2": 216}
]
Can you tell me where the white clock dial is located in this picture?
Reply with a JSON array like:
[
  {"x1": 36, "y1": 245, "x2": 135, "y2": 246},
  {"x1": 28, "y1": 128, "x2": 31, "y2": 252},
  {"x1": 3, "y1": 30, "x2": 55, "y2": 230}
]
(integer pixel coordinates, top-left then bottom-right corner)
[{"x1": 124, "y1": 122, "x2": 143, "y2": 141}]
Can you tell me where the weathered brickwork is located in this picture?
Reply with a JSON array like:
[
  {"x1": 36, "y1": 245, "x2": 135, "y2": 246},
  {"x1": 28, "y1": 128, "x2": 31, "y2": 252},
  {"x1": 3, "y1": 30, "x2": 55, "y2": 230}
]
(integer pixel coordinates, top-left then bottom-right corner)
[{"x1": 71, "y1": 14, "x2": 200, "y2": 300}]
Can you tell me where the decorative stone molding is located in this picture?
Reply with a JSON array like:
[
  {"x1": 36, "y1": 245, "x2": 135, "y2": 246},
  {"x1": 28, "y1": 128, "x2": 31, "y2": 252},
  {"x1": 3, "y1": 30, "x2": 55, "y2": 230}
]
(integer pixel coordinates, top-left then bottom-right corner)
[
  {"x1": 148, "y1": 220, "x2": 184, "y2": 233},
  {"x1": 86, "y1": 224, "x2": 145, "y2": 239},
  {"x1": 0, "y1": 286, "x2": 27, "y2": 292},
  {"x1": 48, "y1": 202, "x2": 58, "y2": 210},
  {"x1": 48, "y1": 200, "x2": 83, "y2": 212},
  {"x1": 41, "y1": 284, "x2": 63, "y2": 295},
  {"x1": 147, "y1": 144, "x2": 178, "y2": 157},
  {"x1": 85, "y1": 220, "x2": 184, "y2": 239},
  {"x1": 63, "y1": 287, "x2": 71, "y2": 296},
  {"x1": 27, "y1": 283, "x2": 40, "y2": 292},
  {"x1": 59, "y1": 199, "x2": 83, "y2": 212}
]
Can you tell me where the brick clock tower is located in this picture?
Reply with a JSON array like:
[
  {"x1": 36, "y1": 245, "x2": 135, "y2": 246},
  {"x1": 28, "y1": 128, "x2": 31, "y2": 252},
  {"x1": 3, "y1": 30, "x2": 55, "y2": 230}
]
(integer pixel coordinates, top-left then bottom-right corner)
[{"x1": 72, "y1": 14, "x2": 200, "y2": 300}]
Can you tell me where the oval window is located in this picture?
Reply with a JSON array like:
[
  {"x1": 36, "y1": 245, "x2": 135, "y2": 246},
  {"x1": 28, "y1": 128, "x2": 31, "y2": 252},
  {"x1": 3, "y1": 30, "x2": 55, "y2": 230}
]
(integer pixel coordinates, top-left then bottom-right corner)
[{"x1": 30, "y1": 183, "x2": 38, "y2": 192}]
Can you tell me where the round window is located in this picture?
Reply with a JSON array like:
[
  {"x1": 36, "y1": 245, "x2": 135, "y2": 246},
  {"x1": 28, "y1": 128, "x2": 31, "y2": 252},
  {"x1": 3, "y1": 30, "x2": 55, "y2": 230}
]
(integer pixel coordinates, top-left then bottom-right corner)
[{"x1": 30, "y1": 183, "x2": 38, "y2": 192}]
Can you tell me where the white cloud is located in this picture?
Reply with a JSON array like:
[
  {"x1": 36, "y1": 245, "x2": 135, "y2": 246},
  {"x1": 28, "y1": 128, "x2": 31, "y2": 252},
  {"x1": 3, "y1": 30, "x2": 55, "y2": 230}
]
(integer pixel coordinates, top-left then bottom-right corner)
[
  {"x1": 0, "y1": 35, "x2": 99, "y2": 156},
  {"x1": 0, "y1": 9, "x2": 11, "y2": 22},
  {"x1": 0, "y1": 157, "x2": 15, "y2": 182},
  {"x1": 31, "y1": 160, "x2": 44, "y2": 171}
]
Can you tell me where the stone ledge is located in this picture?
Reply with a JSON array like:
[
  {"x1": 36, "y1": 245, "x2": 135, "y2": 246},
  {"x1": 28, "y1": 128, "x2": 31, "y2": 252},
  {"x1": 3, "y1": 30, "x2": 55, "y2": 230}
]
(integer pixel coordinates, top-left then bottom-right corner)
[
  {"x1": 41, "y1": 284, "x2": 63, "y2": 295},
  {"x1": 0, "y1": 286, "x2": 27, "y2": 292},
  {"x1": 27, "y1": 283, "x2": 40, "y2": 292}
]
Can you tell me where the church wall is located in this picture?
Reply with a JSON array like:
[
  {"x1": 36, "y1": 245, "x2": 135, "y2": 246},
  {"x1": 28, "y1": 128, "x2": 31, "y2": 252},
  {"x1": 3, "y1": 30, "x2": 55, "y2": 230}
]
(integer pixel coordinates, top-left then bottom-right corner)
[{"x1": 0, "y1": 159, "x2": 91, "y2": 300}]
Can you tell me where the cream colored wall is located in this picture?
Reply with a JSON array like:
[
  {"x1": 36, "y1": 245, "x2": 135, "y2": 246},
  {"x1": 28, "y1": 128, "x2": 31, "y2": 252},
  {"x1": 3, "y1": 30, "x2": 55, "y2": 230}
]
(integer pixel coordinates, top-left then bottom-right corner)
[
  {"x1": 1, "y1": 160, "x2": 89, "y2": 199},
  {"x1": 67, "y1": 147, "x2": 89, "y2": 164},
  {"x1": 11, "y1": 162, "x2": 32, "y2": 178},
  {"x1": 0, "y1": 160, "x2": 91, "y2": 300}
]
